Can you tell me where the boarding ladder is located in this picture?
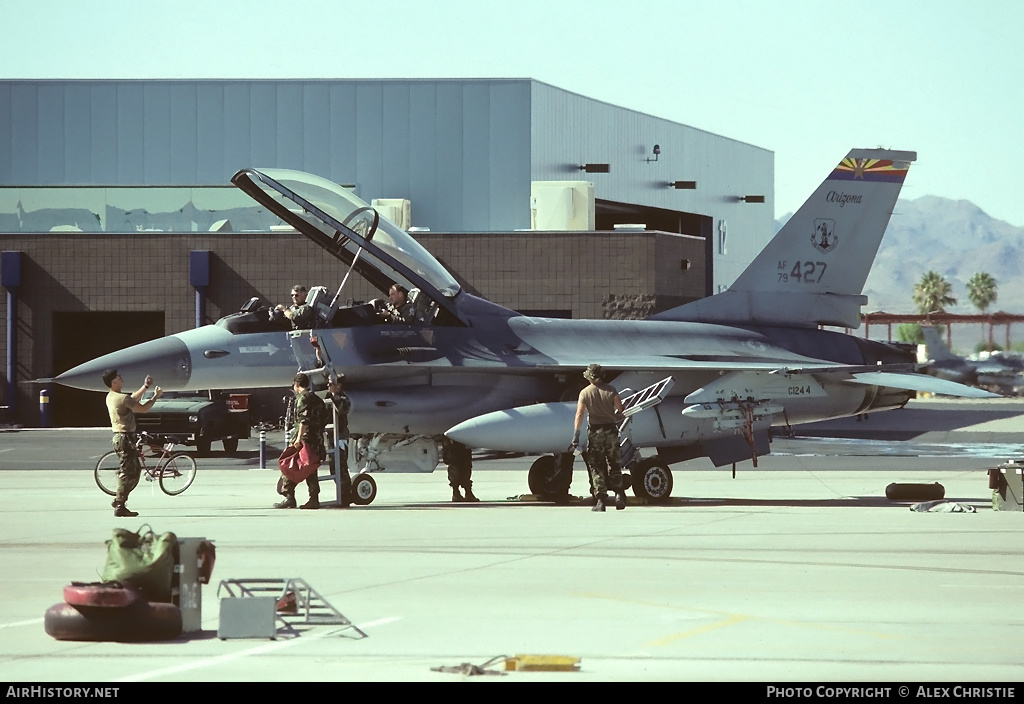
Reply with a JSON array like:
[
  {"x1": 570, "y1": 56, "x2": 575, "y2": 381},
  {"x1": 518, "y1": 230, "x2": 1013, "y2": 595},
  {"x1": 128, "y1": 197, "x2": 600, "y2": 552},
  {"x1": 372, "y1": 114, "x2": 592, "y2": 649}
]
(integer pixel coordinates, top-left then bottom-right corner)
[{"x1": 616, "y1": 377, "x2": 675, "y2": 471}]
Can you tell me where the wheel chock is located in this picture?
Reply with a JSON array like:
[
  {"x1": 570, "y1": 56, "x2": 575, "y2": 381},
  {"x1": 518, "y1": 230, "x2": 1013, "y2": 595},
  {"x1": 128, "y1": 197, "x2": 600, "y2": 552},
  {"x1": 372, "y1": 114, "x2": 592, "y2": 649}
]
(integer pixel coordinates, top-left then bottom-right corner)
[{"x1": 504, "y1": 654, "x2": 580, "y2": 672}]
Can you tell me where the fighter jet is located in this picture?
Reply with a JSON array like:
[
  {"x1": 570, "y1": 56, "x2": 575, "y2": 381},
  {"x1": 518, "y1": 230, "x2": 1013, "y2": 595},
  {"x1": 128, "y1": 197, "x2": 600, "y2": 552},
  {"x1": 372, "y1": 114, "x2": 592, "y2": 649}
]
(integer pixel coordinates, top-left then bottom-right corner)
[
  {"x1": 55, "y1": 148, "x2": 995, "y2": 502},
  {"x1": 920, "y1": 326, "x2": 1022, "y2": 395}
]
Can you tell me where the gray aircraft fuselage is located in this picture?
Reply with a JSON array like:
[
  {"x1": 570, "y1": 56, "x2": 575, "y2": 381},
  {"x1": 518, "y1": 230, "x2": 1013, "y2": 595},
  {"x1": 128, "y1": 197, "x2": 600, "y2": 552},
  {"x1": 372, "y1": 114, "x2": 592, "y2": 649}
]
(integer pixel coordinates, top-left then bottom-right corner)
[{"x1": 55, "y1": 291, "x2": 915, "y2": 439}]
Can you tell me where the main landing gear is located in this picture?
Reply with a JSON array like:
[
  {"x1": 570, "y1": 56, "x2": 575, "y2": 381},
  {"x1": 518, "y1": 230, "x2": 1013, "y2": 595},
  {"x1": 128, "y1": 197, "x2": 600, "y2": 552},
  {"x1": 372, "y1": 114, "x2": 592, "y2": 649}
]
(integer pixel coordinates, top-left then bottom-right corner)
[{"x1": 527, "y1": 453, "x2": 674, "y2": 502}]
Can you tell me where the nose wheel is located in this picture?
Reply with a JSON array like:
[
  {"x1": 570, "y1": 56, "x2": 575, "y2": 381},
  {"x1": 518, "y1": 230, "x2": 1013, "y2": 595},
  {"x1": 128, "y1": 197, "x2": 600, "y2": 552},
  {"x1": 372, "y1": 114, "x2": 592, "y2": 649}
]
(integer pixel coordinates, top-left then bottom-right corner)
[{"x1": 351, "y1": 473, "x2": 377, "y2": 505}]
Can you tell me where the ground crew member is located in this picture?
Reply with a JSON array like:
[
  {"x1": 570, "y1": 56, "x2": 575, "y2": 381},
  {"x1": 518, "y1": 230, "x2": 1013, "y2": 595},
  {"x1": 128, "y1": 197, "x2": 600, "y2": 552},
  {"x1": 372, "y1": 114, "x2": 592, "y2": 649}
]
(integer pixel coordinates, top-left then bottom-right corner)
[
  {"x1": 570, "y1": 364, "x2": 627, "y2": 512},
  {"x1": 325, "y1": 374, "x2": 354, "y2": 507},
  {"x1": 275, "y1": 372, "x2": 327, "y2": 509},
  {"x1": 444, "y1": 438, "x2": 479, "y2": 502},
  {"x1": 102, "y1": 369, "x2": 163, "y2": 517}
]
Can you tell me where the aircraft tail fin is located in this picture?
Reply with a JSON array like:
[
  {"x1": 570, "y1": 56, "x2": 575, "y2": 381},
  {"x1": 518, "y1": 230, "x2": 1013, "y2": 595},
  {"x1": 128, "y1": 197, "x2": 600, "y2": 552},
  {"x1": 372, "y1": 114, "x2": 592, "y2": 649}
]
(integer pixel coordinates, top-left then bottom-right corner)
[
  {"x1": 920, "y1": 326, "x2": 960, "y2": 362},
  {"x1": 653, "y1": 148, "x2": 916, "y2": 328}
]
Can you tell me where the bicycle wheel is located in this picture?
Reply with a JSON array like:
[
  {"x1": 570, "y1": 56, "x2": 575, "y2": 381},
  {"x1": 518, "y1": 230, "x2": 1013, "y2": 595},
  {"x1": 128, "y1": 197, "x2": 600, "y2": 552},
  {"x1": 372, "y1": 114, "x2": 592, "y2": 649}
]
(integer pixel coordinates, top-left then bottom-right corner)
[
  {"x1": 158, "y1": 453, "x2": 197, "y2": 495},
  {"x1": 94, "y1": 451, "x2": 121, "y2": 496}
]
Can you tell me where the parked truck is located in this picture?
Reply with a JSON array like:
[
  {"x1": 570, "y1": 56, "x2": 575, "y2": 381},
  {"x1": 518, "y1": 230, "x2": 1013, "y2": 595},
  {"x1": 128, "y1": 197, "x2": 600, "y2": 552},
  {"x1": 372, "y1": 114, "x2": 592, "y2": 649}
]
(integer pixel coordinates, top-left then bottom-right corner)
[{"x1": 135, "y1": 391, "x2": 251, "y2": 456}]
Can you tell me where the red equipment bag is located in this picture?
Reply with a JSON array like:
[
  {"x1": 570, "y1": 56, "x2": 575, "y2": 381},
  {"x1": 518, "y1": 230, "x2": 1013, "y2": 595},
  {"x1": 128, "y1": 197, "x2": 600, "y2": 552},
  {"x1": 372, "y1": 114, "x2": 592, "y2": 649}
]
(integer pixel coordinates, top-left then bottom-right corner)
[{"x1": 278, "y1": 442, "x2": 320, "y2": 483}]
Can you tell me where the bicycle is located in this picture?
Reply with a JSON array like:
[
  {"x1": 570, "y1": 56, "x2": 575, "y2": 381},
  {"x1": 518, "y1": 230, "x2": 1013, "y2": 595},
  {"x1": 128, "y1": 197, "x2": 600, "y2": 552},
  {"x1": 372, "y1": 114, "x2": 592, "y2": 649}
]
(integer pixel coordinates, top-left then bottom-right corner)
[{"x1": 94, "y1": 432, "x2": 198, "y2": 497}]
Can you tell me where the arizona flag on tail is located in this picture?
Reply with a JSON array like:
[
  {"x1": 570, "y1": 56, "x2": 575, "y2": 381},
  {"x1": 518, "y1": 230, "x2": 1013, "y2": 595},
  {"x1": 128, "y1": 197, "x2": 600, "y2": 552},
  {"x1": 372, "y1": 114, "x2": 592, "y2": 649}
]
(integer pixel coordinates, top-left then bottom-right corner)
[{"x1": 830, "y1": 156, "x2": 911, "y2": 183}]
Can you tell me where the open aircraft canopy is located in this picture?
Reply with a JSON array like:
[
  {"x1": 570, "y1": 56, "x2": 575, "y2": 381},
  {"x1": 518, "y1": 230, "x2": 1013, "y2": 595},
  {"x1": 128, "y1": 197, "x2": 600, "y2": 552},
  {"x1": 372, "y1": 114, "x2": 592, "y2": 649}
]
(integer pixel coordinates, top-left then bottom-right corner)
[{"x1": 231, "y1": 168, "x2": 465, "y2": 324}]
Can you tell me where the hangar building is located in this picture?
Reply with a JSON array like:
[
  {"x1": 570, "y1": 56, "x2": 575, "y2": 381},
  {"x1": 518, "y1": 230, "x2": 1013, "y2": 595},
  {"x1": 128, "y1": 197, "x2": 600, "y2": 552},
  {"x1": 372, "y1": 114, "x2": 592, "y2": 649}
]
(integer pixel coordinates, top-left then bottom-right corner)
[{"x1": 0, "y1": 79, "x2": 774, "y2": 427}]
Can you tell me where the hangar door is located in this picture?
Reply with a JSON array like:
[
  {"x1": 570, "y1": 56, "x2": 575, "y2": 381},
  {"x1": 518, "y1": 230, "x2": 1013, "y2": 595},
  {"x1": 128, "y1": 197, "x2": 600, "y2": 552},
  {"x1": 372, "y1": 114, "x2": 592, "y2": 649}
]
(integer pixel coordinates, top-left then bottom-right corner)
[
  {"x1": 595, "y1": 199, "x2": 705, "y2": 236},
  {"x1": 52, "y1": 312, "x2": 165, "y2": 427}
]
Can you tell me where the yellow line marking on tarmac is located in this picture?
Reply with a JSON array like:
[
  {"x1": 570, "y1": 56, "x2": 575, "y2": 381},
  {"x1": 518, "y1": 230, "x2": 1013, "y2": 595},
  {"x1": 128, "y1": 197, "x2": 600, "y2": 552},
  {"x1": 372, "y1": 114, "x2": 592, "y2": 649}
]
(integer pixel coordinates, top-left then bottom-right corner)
[
  {"x1": 115, "y1": 616, "x2": 400, "y2": 682},
  {"x1": 646, "y1": 613, "x2": 748, "y2": 647},
  {"x1": 578, "y1": 592, "x2": 896, "y2": 644}
]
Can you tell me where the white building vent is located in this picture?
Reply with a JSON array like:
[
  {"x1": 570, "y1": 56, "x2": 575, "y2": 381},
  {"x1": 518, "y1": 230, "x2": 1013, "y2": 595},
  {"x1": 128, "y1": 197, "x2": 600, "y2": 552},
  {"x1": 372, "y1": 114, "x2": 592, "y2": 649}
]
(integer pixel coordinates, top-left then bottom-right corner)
[
  {"x1": 530, "y1": 181, "x2": 595, "y2": 230},
  {"x1": 371, "y1": 198, "x2": 412, "y2": 231}
]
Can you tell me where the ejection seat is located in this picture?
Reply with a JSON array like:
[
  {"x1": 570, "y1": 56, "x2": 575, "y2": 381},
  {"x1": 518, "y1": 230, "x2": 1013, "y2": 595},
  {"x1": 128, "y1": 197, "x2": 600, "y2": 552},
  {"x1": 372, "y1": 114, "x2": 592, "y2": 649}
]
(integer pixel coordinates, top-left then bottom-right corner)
[
  {"x1": 406, "y1": 288, "x2": 437, "y2": 324},
  {"x1": 305, "y1": 285, "x2": 332, "y2": 328}
]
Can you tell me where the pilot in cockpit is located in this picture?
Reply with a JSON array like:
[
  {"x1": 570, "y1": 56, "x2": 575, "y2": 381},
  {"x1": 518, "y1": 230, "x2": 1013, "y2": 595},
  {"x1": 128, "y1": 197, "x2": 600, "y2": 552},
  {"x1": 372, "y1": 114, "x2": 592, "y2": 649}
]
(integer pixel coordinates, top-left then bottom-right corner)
[
  {"x1": 373, "y1": 283, "x2": 415, "y2": 324},
  {"x1": 272, "y1": 284, "x2": 316, "y2": 329}
]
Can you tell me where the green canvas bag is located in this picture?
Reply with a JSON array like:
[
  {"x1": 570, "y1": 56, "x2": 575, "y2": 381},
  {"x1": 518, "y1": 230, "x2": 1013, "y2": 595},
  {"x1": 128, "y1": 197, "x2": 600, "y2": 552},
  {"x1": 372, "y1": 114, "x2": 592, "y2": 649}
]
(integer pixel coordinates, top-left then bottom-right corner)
[{"x1": 100, "y1": 525, "x2": 178, "y2": 603}]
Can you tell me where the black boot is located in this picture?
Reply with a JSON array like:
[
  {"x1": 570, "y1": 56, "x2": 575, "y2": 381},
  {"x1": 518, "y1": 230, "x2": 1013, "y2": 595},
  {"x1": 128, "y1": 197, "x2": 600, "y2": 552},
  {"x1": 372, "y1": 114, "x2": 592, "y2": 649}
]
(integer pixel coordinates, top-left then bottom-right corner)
[
  {"x1": 274, "y1": 495, "x2": 297, "y2": 509},
  {"x1": 614, "y1": 491, "x2": 627, "y2": 510},
  {"x1": 463, "y1": 487, "x2": 480, "y2": 502},
  {"x1": 300, "y1": 496, "x2": 320, "y2": 510},
  {"x1": 113, "y1": 503, "x2": 139, "y2": 517},
  {"x1": 592, "y1": 494, "x2": 607, "y2": 512},
  {"x1": 452, "y1": 488, "x2": 464, "y2": 502}
]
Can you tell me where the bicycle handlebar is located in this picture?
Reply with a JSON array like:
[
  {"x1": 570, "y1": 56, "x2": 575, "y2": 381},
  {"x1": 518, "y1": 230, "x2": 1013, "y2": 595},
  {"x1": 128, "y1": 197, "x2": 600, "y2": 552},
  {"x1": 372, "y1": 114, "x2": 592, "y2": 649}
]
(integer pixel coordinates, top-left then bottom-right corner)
[{"x1": 135, "y1": 431, "x2": 180, "y2": 449}]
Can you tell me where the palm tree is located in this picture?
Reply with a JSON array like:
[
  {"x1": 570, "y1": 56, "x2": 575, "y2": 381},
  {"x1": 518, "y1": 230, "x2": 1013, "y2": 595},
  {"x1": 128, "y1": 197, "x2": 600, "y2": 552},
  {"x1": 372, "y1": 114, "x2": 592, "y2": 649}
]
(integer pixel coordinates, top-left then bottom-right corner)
[
  {"x1": 966, "y1": 272, "x2": 998, "y2": 351},
  {"x1": 912, "y1": 270, "x2": 957, "y2": 324}
]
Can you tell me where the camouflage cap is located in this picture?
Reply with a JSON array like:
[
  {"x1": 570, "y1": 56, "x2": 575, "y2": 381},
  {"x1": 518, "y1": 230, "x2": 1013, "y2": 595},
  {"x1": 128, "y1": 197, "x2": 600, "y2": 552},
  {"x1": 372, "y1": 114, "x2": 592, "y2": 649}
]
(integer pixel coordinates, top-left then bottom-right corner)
[{"x1": 583, "y1": 363, "x2": 604, "y2": 382}]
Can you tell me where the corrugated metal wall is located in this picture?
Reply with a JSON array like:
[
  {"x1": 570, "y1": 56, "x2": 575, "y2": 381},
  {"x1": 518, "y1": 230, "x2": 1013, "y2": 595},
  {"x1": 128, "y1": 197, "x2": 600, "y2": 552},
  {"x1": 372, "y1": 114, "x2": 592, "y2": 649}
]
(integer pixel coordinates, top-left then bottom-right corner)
[
  {"x1": 529, "y1": 81, "x2": 773, "y2": 289},
  {"x1": 0, "y1": 78, "x2": 774, "y2": 286},
  {"x1": 0, "y1": 79, "x2": 534, "y2": 233}
]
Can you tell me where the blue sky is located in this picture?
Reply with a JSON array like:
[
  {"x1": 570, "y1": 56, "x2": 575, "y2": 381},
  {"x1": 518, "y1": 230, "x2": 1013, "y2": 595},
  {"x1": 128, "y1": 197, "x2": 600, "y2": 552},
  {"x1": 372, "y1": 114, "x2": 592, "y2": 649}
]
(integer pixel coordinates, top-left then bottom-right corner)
[{"x1": 3, "y1": 0, "x2": 1022, "y2": 226}]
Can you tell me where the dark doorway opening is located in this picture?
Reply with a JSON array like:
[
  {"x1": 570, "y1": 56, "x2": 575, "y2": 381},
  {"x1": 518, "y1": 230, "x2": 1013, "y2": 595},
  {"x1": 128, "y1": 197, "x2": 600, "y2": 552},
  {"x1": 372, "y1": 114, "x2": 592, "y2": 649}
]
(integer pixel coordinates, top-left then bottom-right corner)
[
  {"x1": 595, "y1": 199, "x2": 704, "y2": 236},
  {"x1": 52, "y1": 312, "x2": 165, "y2": 427}
]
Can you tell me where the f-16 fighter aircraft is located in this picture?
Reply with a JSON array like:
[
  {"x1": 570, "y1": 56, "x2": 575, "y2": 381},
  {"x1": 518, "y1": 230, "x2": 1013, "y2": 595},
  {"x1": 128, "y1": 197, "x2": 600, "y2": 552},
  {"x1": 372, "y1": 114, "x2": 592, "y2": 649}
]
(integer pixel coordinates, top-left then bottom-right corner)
[
  {"x1": 55, "y1": 148, "x2": 994, "y2": 502},
  {"x1": 920, "y1": 325, "x2": 1023, "y2": 395}
]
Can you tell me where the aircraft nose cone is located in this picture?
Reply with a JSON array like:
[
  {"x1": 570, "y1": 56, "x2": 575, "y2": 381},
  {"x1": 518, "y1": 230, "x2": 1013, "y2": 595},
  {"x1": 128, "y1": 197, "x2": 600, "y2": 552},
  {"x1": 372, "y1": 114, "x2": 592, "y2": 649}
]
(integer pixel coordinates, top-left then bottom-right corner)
[{"x1": 54, "y1": 336, "x2": 192, "y2": 392}]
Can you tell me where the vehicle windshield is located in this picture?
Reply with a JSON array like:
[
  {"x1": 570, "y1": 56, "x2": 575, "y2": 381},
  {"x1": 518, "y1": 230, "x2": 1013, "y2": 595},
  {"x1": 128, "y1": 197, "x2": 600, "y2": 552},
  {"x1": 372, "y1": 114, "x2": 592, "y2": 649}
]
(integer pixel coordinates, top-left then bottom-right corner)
[{"x1": 240, "y1": 168, "x2": 460, "y2": 299}]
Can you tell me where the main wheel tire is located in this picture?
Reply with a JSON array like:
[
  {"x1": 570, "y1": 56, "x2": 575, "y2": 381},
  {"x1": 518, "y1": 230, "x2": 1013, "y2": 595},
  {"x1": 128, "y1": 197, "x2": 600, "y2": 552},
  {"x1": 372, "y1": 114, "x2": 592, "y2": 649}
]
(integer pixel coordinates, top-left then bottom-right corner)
[
  {"x1": 94, "y1": 451, "x2": 120, "y2": 497},
  {"x1": 351, "y1": 473, "x2": 377, "y2": 505},
  {"x1": 63, "y1": 582, "x2": 142, "y2": 608},
  {"x1": 222, "y1": 438, "x2": 239, "y2": 454},
  {"x1": 44, "y1": 601, "x2": 182, "y2": 642},
  {"x1": 527, "y1": 454, "x2": 573, "y2": 500},
  {"x1": 159, "y1": 453, "x2": 198, "y2": 495},
  {"x1": 632, "y1": 458, "x2": 674, "y2": 502}
]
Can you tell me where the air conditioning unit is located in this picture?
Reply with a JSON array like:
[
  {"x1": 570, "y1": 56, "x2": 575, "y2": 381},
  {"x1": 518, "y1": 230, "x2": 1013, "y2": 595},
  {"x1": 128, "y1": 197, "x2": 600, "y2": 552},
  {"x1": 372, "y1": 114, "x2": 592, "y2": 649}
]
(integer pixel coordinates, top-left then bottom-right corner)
[
  {"x1": 530, "y1": 181, "x2": 595, "y2": 230},
  {"x1": 371, "y1": 198, "x2": 412, "y2": 231}
]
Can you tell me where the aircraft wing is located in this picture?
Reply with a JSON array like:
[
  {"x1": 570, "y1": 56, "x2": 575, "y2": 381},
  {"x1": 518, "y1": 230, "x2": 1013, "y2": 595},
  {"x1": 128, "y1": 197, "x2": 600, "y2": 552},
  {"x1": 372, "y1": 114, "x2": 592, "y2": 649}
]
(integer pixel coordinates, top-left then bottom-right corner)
[
  {"x1": 530, "y1": 354, "x2": 994, "y2": 400},
  {"x1": 843, "y1": 371, "x2": 1001, "y2": 398}
]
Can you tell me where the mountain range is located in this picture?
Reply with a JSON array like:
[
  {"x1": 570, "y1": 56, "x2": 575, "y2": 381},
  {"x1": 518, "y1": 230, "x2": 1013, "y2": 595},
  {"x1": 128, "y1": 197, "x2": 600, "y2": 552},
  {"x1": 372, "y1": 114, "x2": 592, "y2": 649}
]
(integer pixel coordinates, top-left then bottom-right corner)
[{"x1": 775, "y1": 196, "x2": 1024, "y2": 352}]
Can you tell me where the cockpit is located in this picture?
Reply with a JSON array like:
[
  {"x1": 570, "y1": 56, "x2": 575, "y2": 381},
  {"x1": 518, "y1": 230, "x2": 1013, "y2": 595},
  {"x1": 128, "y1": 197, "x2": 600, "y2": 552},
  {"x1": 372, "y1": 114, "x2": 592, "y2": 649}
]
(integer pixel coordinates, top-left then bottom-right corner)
[
  {"x1": 224, "y1": 167, "x2": 467, "y2": 333},
  {"x1": 215, "y1": 284, "x2": 438, "y2": 335}
]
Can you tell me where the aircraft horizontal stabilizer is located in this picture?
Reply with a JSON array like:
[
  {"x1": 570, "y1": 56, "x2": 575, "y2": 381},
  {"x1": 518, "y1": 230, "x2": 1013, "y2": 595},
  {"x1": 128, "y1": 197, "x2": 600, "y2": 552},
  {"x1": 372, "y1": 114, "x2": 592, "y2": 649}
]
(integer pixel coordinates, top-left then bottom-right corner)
[{"x1": 845, "y1": 372, "x2": 1001, "y2": 399}]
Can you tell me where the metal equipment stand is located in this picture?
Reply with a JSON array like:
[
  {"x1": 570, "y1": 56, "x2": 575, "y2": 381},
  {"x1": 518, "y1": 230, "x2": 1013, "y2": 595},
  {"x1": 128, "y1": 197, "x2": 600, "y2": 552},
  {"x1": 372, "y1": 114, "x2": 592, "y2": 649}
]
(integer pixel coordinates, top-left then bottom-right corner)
[{"x1": 217, "y1": 578, "x2": 366, "y2": 639}]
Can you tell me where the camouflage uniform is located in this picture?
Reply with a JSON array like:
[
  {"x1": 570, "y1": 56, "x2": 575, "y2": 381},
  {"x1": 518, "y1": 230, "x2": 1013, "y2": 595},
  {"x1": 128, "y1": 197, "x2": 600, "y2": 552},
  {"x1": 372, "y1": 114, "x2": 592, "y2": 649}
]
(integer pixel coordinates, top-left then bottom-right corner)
[
  {"x1": 574, "y1": 364, "x2": 626, "y2": 508},
  {"x1": 112, "y1": 432, "x2": 142, "y2": 507},
  {"x1": 585, "y1": 424, "x2": 624, "y2": 495},
  {"x1": 106, "y1": 389, "x2": 143, "y2": 511},
  {"x1": 287, "y1": 302, "x2": 315, "y2": 329},
  {"x1": 279, "y1": 390, "x2": 327, "y2": 501}
]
